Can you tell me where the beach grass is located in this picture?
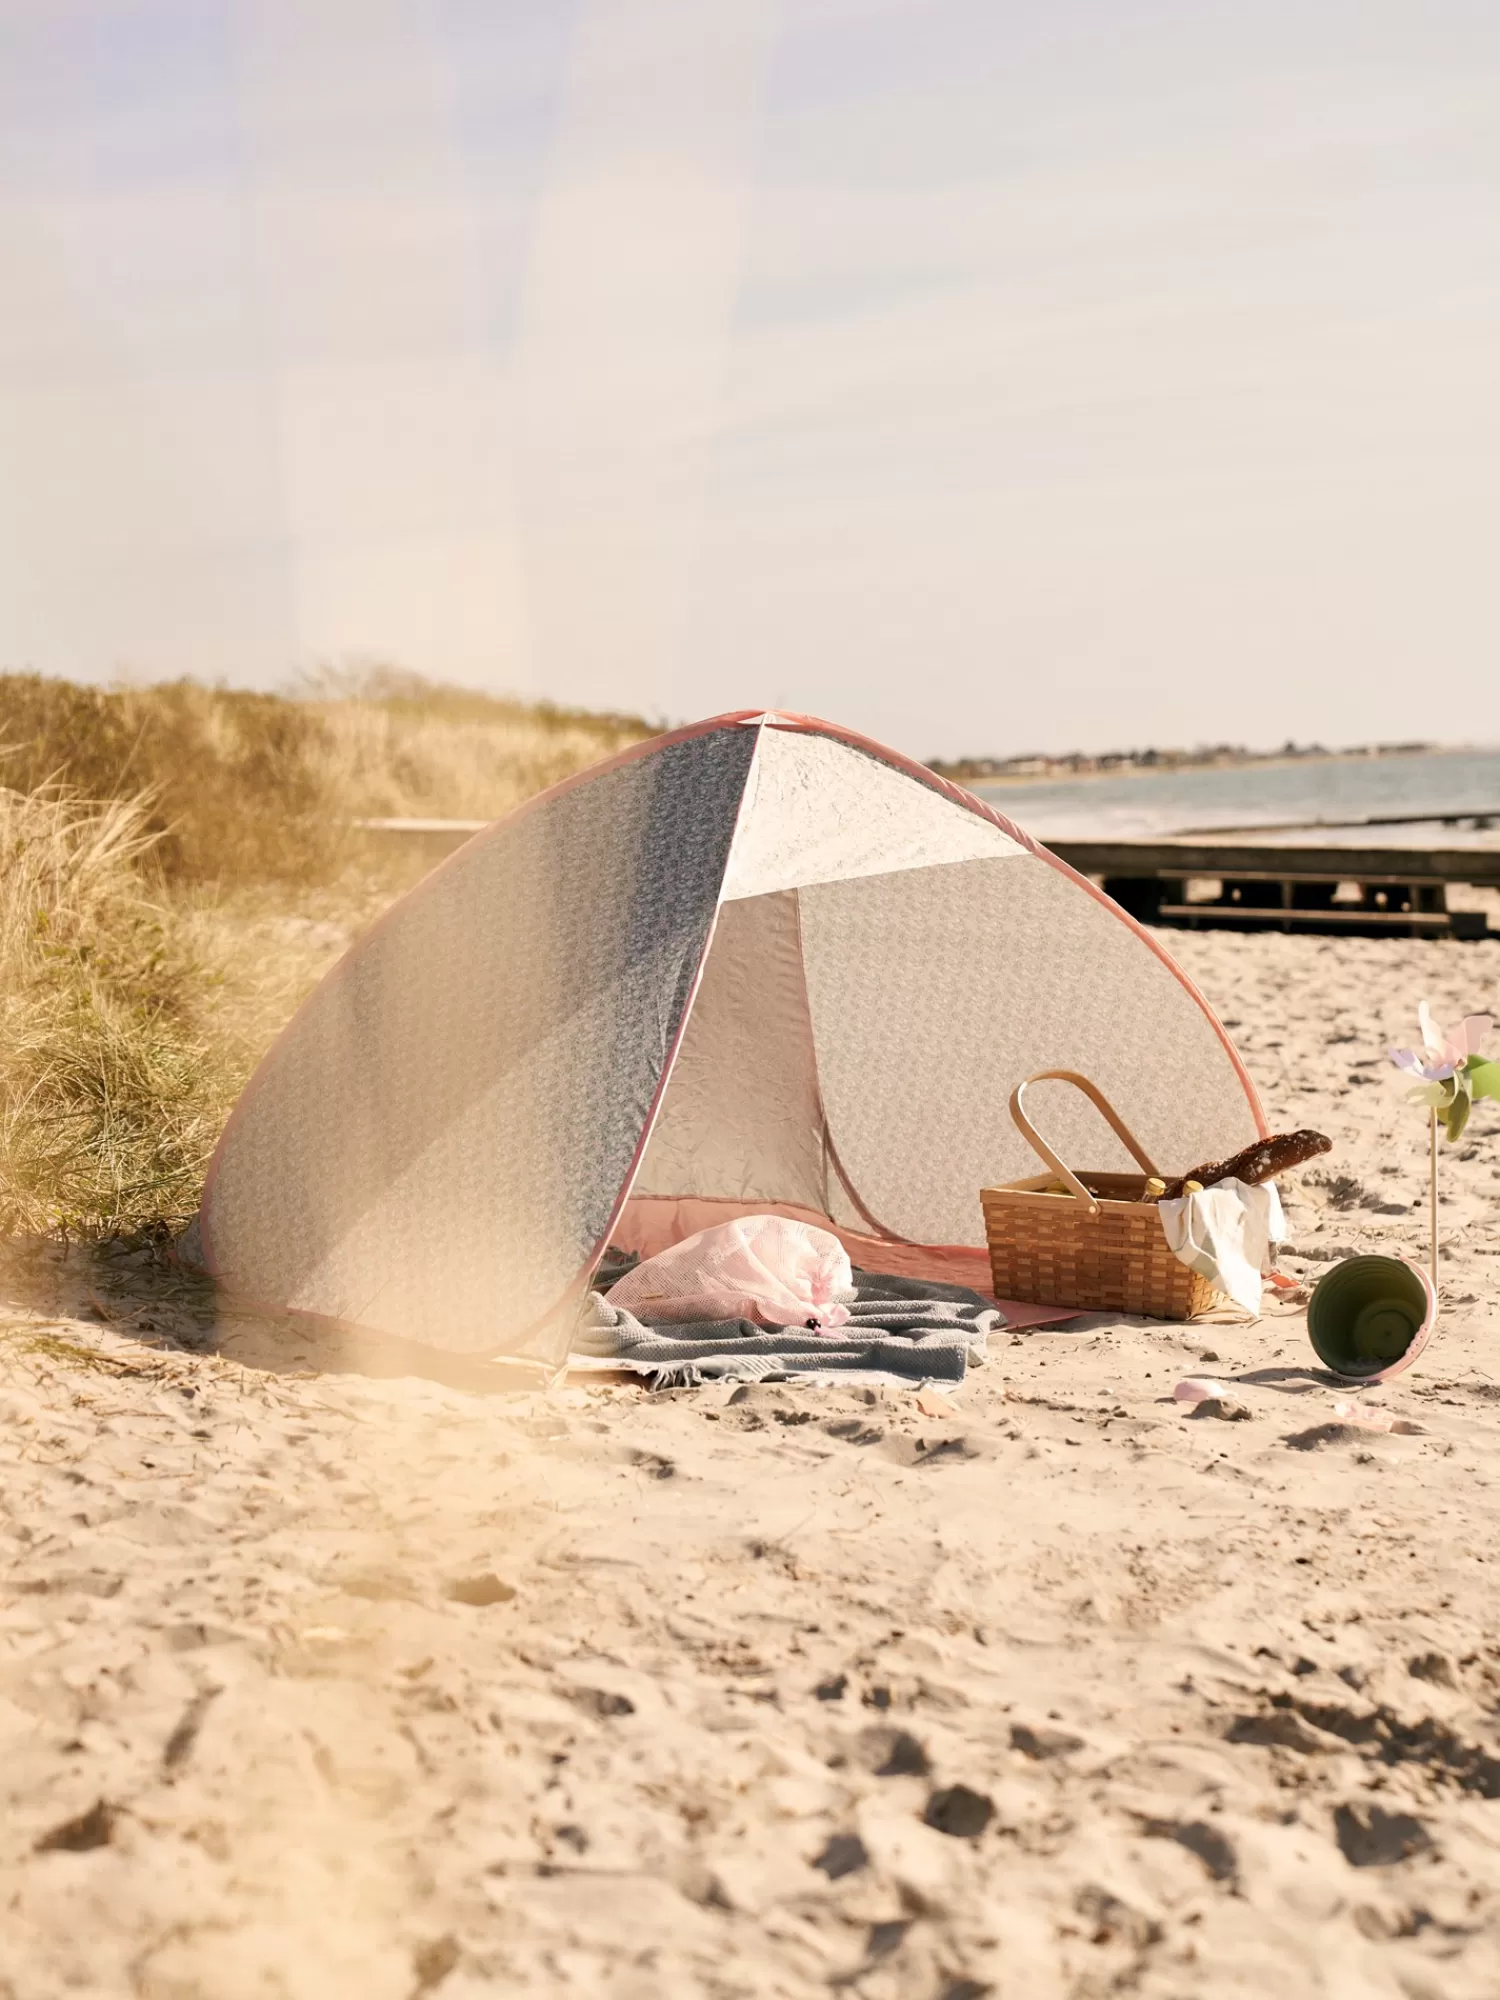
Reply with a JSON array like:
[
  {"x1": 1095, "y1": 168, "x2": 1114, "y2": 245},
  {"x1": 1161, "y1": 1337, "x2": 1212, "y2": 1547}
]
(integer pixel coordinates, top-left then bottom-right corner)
[
  {"x1": 0, "y1": 670, "x2": 654, "y2": 1240},
  {"x1": 0, "y1": 668, "x2": 651, "y2": 884}
]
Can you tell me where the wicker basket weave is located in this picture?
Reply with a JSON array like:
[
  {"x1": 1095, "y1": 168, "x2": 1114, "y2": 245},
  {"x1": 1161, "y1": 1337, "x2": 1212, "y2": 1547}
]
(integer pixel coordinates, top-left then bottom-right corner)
[{"x1": 981, "y1": 1070, "x2": 1224, "y2": 1320}]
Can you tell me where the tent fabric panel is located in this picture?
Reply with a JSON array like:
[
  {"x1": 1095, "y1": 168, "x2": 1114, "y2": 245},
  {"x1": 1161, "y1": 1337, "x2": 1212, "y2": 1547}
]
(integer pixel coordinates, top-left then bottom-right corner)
[
  {"x1": 738, "y1": 713, "x2": 1259, "y2": 1136},
  {"x1": 631, "y1": 890, "x2": 826, "y2": 1212},
  {"x1": 720, "y1": 725, "x2": 1022, "y2": 902},
  {"x1": 798, "y1": 853, "x2": 1262, "y2": 1247},
  {"x1": 200, "y1": 725, "x2": 756, "y2": 1359}
]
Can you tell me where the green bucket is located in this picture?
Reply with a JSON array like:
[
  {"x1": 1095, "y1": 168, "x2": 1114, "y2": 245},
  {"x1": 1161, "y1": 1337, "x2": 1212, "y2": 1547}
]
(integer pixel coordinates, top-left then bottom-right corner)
[{"x1": 1306, "y1": 1255, "x2": 1436, "y2": 1382}]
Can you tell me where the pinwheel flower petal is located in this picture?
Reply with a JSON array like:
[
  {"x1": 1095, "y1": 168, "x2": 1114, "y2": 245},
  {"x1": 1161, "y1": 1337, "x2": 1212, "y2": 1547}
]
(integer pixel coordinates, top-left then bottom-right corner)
[
  {"x1": 1406, "y1": 1080, "x2": 1451, "y2": 1107},
  {"x1": 1418, "y1": 1000, "x2": 1444, "y2": 1057},
  {"x1": 1389, "y1": 1046, "x2": 1455, "y2": 1080},
  {"x1": 1455, "y1": 1013, "x2": 1495, "y2": 1057}
]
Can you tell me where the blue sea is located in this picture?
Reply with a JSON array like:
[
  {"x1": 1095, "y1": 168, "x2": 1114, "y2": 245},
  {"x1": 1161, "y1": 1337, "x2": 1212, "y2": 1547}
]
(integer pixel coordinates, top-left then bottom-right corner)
[{"x1": 970, "y1": 749, "x2": 1500, "y2": 844}]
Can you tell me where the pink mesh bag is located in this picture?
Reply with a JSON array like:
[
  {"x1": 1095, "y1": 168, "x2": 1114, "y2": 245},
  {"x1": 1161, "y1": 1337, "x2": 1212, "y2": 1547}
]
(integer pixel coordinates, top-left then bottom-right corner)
[{"x1": 605, "y1": 1215, "x2": 855, "y2": 1330}]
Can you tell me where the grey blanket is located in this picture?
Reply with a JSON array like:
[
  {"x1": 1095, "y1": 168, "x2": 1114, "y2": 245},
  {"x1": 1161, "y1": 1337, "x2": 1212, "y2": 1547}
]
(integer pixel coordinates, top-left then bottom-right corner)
[{"x1": 572, "y1": 1266, "x2": 1003, "y2": 1388}]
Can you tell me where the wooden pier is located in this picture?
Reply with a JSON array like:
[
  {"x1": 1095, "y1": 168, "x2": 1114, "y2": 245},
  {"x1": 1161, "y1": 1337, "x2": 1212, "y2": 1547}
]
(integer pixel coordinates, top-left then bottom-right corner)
[{"x1": 1047, "y1": 837, "x2": 1500, "y2": 938}]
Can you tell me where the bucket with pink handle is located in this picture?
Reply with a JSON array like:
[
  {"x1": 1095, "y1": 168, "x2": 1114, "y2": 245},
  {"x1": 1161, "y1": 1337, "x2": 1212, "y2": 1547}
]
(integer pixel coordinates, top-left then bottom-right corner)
[{"x1": 1306, "y1": 1254, "x2": 1436, "y2": 1383}]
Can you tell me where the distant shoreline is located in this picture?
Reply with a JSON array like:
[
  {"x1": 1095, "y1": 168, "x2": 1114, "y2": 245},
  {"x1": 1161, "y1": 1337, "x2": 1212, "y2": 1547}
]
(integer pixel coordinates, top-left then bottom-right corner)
[{"x1": 936, "y1": 744, "x2": 1485, "y2": 788}]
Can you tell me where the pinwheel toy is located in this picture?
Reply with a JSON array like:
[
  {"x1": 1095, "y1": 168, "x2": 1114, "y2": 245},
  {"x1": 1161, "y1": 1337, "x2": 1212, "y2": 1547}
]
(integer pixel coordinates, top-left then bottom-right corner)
[{"x1": 1388, "y1": 1004, "x2": 1499, "y2": 1280}]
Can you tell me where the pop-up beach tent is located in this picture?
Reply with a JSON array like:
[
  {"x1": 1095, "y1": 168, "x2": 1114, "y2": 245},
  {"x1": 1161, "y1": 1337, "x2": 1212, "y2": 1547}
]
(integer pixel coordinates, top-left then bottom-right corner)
[{"x1": 194, "y1": 712, "x2": 1265, "y2": 1365}]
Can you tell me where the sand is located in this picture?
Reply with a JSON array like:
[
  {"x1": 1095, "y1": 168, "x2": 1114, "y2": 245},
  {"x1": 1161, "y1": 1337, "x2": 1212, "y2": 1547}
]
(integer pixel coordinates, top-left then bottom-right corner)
[{"x1": 3, "y1": 925, "x2": 1500, "y2": 1999}]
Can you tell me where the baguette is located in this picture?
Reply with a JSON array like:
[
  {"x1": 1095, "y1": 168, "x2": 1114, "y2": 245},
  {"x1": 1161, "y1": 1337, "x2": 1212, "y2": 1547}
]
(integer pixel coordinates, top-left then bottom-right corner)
[{"x1": 1158, "y1": 1129, "x2": 1331, "y2": 1200}]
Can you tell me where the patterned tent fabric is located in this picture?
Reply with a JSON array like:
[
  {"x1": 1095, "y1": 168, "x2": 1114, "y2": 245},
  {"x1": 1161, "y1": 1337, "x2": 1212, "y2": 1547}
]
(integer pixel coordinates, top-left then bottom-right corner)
[{"x1": 195, "y1": 713, "x2": 1264, "y2": 1365}]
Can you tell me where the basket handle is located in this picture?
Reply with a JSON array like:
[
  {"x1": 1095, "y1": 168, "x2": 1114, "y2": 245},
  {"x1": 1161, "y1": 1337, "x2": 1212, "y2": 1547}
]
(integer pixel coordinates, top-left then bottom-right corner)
[{"x1": 1008, "y1": 1070, "x2": 1163, "y2": 1214}]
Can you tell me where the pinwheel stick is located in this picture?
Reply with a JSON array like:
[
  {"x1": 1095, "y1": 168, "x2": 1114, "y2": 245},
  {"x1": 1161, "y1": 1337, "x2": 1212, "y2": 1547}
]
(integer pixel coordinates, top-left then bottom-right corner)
[{"x1": 1430, "y1": 1108, "x2": 1439, "y2": 1286}]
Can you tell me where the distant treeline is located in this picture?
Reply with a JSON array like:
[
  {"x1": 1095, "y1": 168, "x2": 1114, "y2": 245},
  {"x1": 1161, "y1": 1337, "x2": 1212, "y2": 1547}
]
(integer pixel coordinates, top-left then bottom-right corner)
[{"x1": 929, "y1": 739, "x2": 1436, "y2": 783}]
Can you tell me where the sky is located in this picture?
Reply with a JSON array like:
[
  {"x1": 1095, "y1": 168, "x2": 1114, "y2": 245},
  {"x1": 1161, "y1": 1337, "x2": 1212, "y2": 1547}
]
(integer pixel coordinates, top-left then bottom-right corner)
[{"x1": 1, "y1": 0, "x2": 1498, "y2": 758}]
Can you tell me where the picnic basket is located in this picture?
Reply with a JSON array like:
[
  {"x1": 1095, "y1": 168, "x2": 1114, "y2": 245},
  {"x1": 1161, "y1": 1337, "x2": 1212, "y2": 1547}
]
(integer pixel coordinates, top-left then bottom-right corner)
[{"x1": 981, "y1": 1069, "x2": 1224, "y2": 1319}]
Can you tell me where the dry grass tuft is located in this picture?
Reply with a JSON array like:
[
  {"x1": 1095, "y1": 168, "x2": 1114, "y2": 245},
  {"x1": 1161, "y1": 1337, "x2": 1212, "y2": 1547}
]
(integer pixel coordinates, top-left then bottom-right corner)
[
  {"x1": 0, "y1": 1321, "x2": 168, "y2": 1377},
  {"x1": 0, "y1": 786, "x2": 228, "y2": 1238}
]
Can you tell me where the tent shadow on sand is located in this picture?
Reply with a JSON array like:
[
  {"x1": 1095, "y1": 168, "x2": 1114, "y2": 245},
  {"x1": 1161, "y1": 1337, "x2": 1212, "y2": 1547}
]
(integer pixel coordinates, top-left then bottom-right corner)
[{"x1": 0, "y1": 1238, "x2": 542, "y2": 1396}]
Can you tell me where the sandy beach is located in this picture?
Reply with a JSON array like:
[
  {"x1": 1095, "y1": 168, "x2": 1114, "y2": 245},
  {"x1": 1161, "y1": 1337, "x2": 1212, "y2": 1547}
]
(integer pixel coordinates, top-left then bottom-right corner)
[{"x1": 4, "y1": 922, "x2": 1500, "y2": 2000}]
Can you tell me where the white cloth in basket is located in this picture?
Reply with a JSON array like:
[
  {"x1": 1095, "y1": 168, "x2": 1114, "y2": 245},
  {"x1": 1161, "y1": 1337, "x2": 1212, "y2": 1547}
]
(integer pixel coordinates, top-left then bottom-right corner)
[{"x1": 1157, "y1": 1177, "x2": 1285, "y2": 1317}]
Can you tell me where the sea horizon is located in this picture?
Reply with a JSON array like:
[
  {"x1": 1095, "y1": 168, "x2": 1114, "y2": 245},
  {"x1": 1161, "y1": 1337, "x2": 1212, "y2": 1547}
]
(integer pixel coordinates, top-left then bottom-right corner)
[{"x1": 969, "y1": 744, "x2": 1500, "y2": 842}]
